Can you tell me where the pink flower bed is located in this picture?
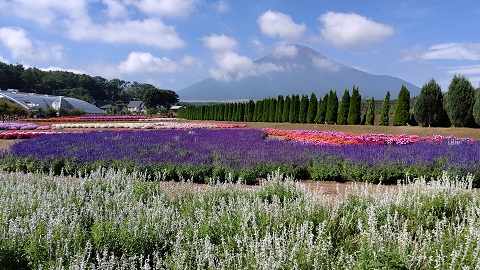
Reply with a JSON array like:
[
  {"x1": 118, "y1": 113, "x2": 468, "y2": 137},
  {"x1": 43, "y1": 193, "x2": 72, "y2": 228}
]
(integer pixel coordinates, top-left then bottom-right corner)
[{"x1": 262, "y1": 128, "x2": 474, "y2": 146}]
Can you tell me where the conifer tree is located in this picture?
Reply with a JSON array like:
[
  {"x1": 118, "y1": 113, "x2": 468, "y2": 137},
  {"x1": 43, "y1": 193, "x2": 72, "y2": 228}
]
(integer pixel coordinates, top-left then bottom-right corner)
[
  {"x1": 276, "y1": 95, "x2": 284, "y2": 122},
  {"x1": 289, "y1": 94, "x2": 300, "y2": 123},
  {"x1": 282, "y1": 95, "x2": 291, "y2": 122},
  {"x1": 445, "y1": 75, "x2": 475, "y2": 127},
  {"x1": 473, "y1": 89, "x2": 480, "y2": 126},
  {"x1": 268, "y1": 98, "x2": 277, "y2": 122},
  {"x1": 347, "y1": 86, "x2": 361, "y2": 125},
  {"x1": 325, "y1": 90, "x2": 338, "y2": 124},
  {"x1": 246, "y1": 100, "x2": 255, "y2": 122},
  {"x1": 366, "y1": 97, "x2": 375, "y2": 125},
  {"x1": 337, "y1": 89, "x2": 350, "y2": 125},
  {"x1": 315, "y1": 93, "x2": 329, "y2": 124},
  {"x1": 414, "y1": 79, "x2": 444, "y2": 127},
  {"x1": 379, "y1": 91, "x2": 390, "y2": 126},
  {"x1": 255, "y1": 100, "x2": 263, "y2": 122},
  {"x1": 299, "y1": 94, "x2": 309, "y2": 123},
  {"x1": 393, "y1": 85, "x2": 411, "y2": 126},
  {"x1": 307, "y1": 92, "x2": 317, "y2": 123}
]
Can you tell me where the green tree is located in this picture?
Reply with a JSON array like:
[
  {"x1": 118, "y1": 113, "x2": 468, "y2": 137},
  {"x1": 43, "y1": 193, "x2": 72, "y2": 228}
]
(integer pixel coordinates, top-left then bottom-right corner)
[
  {"x1": 379, "y1": 91, "x2": 391, "y2": 126},
  {"x1": 315, "y1": 93, "x2": 329, "y2": 124},
  {"x1": 255, "y1": 100, "x2": 263, "y2": 122},
  {"x1": 246, "y1": 100, "x2": 255, "y2": 122},
  {"x1": 366, "y1": 97, "x2": 375, "y2": 125},
  {"x1": 268, "y1": 98, "x2": 277, "y2": 122},
  {"x1": 393, "y1": 85, "x2": 411, "y2": 126},
  {"x1": 414, "y1": 79, "x2": 444, "y2": 127},
  {"x1": 474, "y1": 89, "x2": 480, "y2": 126},
  {"x1": 337, "y1": 89, "x2": 350, "y2": 125},
  {"x1": 325, "y1": 90, "x2": 338, "y2": 124},
  {"x1": 299, "y1": 94, "x2": 309, "y2": 123},
  {"x1": 289, "y1": 94, "x2": 300, "y2": 123},
  {"x1": 347, "y1": 86, "x2": 361, "y2": 125},
  {"x1": 446, "y1": 75, "x2": 475, "y2": 127},
  {"x1": 282, "y1": 95, "x2": 291, "y2": 122},
  {"x1": 306, "y1": 93, "x2": 317, "y2": 123},
  {"x1": 143, "y1": 88, "x2": 179, "y2": 110},
  {"x1": 275, "y1": 95, "x2": 284, "y2": 122}
]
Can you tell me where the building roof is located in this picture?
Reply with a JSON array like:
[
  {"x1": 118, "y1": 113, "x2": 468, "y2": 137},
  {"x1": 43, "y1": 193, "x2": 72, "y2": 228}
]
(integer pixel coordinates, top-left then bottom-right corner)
[
  {"x1": 127, "y1": 101, "x2": 145, "y2": 108},
  {"x1": 0, "y1": 89, "x2": 105, "y2": 114},
  {"x1": 170, "y1": 105, "x2": 183, "y2": 110}
]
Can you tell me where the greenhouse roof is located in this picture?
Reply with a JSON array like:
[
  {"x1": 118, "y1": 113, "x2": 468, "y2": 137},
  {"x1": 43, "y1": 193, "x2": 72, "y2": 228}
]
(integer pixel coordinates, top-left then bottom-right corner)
[{"x1": 0, "y1": 89, "x2": 105, "y2": 114}]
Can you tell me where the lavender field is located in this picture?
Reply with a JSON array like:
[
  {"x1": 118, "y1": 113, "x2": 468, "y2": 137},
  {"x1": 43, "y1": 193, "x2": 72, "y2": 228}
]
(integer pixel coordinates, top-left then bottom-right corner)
[{"x1": 3, "y1": 128, "x2": 480, "y2": 185}]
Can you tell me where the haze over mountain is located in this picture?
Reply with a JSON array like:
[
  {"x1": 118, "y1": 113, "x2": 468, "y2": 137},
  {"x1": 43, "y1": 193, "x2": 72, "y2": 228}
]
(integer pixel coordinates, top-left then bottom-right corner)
[{"x1": 178, "y1": 44, "x2": 420, "y2": 101}]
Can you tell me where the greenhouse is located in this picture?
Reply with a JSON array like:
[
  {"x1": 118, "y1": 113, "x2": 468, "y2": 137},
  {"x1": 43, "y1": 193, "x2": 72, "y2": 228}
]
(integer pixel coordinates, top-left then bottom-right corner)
[{"x1": 0, "y1": 89, "x2": 104, "y2": 115}]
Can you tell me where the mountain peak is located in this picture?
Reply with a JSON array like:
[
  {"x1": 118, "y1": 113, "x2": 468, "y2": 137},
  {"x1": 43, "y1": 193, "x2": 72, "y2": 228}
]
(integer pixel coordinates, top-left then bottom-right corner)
[{"x1": 178, "y1": 44, "x2": 420, "y2": 101}]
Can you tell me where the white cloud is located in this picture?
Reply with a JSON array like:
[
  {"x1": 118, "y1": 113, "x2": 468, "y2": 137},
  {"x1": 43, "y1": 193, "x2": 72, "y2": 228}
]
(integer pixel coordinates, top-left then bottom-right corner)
[
  {"x1": 274, "y1": 44, "x2": 298, "y2": 57},
  {"x1": 40, "y1": 66, "x2": 85, "y2": 74},
  {"x1": 119, "y1": 52, "x2": 179, "y2": 74},
  {"x1": 67, "y1": 18, "x2": 185, "y2": 49},
  {"x1": 423, "y1": 43, "x2": 480, "y2": 60},
  {"x1": 202, "y1": 34, "x2": 237, "y2": 52},
  {"x1": 216, "y1": 0, "x2": 230, "y2": 13},
  {"x1": 312, "y1": 57, "x2": 340, "y2": 72},
  {"x1": 0, "y1": 27, "x2": 62, "y2": 62},
  {"x1": 127, "y1": 0, "x2": 199, "y2": 18},
  {"x1": 258, "y1": 10, "x2": 306, "y2": 40},
  {"x1": 209, "y1": 51, "x2": 283, "y2": 81},
  {"x1": 0, "y1": 0, "x2": 88, "y2": 26},
  {"x1": 319, "y1": 12, "x2": 394, "y2": 47},
  {"x1": 447, "y1": 64, "x2": 480, "y2": 75},
  {"x1": 0, "y1": 55, "x2": 9, "y2": 63},
  {"x1": 250, "y1": 37, "x2": 265, "y2": 52},
  {"x1": 103, "y1": 0, "x2": 129, "y2": 19}
]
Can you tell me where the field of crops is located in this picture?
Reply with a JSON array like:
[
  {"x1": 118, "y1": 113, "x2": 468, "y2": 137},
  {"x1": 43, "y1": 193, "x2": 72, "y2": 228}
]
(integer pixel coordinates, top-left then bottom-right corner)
[
  {"x1": 3, "y1": 127, "x2": 480, "y2": 185},
  {"x1": 1, "y1": 118, "x2": 480, "y2": 268}
]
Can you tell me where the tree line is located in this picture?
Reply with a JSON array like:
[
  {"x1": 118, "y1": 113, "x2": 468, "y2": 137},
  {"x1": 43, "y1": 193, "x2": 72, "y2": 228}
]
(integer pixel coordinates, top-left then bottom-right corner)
[
  {"x1": 178, "y1": 75, "x2": 480, "y2": 128},
  {"x1": 0, "y1": 62, "x2": 177, "y2": 108}
]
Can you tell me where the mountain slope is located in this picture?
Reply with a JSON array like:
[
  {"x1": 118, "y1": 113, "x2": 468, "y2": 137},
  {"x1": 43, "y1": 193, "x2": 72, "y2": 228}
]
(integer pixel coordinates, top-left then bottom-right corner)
[{"x1": 178, "y1": 44, "x2": 420, "y2": 101}]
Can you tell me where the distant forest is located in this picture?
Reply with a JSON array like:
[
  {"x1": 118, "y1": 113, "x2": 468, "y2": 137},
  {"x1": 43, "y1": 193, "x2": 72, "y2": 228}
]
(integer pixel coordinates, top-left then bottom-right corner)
[{"x1": 0, "y1": 62, "x2": 173, "y2": 107}]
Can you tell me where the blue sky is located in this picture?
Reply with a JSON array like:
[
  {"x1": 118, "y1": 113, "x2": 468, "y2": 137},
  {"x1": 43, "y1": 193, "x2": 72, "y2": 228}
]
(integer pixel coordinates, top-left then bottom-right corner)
[{"x1": 0, "y1": 0, "x2": 479, "y2": 96}]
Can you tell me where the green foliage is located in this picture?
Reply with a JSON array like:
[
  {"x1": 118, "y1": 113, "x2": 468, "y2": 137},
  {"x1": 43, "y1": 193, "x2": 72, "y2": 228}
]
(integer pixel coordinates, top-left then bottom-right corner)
[
  {"x1": 347, "y1": 86, "x2": 361, "y2": 125},
  {"x1": 337, "y1": 89, "x2": 350, "y2": 125},
  {"x1": 315, "y1": 93, "x2": 328, "y2": 124},
  {"x1": 268, "y1": 98, "x2": 276, "y2": 122},
  {"x1": 289, "y1": 94, "x2": 300, "y2": 123},
  {"x1": 282, "y1": 95, "x2": 291, "y2": 122},
  {"x1": 446, "y1": 75, "x2": 475, "y2": 127},
  {"x1": 142, "y1": 88, "x2": 179, "y2": 110},
  {"x1": 366, "y1": 97, "x2": 375, "y2": 125},
  {"x1": 298, "y1": 94, "x2": 309, "y2": 123},
  {"x1": 325, "y1": 90, "x2": 338, "y2": 124},
  {"x1": 306, "y1": 93, "x2": 317, "y2": 123},
  {"x1": 275, "y1": 95, "x2": 284, "y2": 122},
  {"x1": 247, "y1": 99, "x2": 255, "y2": 122},
  {"x1": 255, "y1": 100, "x2": 263, "y2": 122},
  {"x1": 474, "y1": 89, "x2": 480, "y2": 126},
  {"x1": 379, "y1": 91, "x2": 391, "y2": 126},
  {"x1": 414, "y1": 79, "x2": 444, "y2": 127},
  {"x1": 393, "y1": 85, "x2": 411, "y2": 126}
]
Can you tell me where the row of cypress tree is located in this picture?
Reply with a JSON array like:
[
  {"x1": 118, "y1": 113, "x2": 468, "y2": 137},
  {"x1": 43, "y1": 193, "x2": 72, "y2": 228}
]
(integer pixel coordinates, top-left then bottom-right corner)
[{"x1": 177, "y1": 85, "x2": 400, "y2": 126}]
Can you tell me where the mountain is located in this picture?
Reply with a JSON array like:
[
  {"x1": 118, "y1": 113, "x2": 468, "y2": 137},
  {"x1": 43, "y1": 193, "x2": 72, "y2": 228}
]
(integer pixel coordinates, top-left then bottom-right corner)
[{"x1": 177, "y1": 44, "x2": 420, "y2": 101}]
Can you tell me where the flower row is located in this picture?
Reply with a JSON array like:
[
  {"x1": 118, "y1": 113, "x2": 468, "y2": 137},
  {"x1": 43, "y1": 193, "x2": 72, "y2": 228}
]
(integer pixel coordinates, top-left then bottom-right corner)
[
  {"x1": 53, "y1": 122, "x2": 248, "y2": 129},
  {"x1": 262, "y1": 128, "x2": 475, "y2": 146},
  {"x1": 5, "y1": 129, "x2": 480, "y2": 185},
  {"x1": 0, "y1": 122, "x2": 53, "y2": 130}
]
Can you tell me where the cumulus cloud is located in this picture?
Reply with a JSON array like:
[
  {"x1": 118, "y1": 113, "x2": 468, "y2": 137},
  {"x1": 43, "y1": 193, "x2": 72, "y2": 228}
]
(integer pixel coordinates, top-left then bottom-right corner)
[
  {"x1": 103, "y1": 0, "x2": 129, "y2": 19},
  {"x1": 258, "y1": 10, "x2": 306, "y2": 40},
  {"x1": 312, "y1": 57, "x2": 340, "y2": 72},
  {"x1": 119, "y1": 52, "x2": 179, "y2": 74},
  {"x1": 0, "y1": 0, "x2": 87, "y2": 26},
  {"x1": 447, "y1": 64, "x2": 480, "y2": 75},
  {"x1": 274, "y1": 44, "x2": 298, "y2": 57},
  {"x1": 319, "y1": 12, "x2": 394, "y2": 47},
  {"x1": 202, "y1": 34, "x2": 237, "y2": 52},
  {"x1": 67, "y1": 18, "x2": 185, "y2": 49},
  {"x1": 422, "y1": 43, "x2": 480, "y2": 60},
  {"x1": 0, "y1": 27, "x2": 62, "y2": 62},
  {"x1": 127, "y1": 0, "x2": 199, "y2": 18},
  {"x1": 216, "y1": 0, "x2": 230, "y2": 13},
  {"x1": 40, "y1": 66, "x2": 85, "y2": 74},
  {"x1": 209, "y1": 51, "x2": 283, "y2": 81}
]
